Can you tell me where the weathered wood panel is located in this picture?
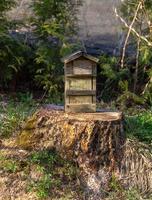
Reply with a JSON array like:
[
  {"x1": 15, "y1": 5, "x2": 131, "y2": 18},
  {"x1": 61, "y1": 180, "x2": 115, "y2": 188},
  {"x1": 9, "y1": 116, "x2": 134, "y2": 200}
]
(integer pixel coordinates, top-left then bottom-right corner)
[
  {"x1": 69, "y1": 96, "x2": 92, "y2": 104},
  {"x1": 66, "y1": 90, "x2": 96, "y2": 96},
  {"x1": 92, "y1": 63, "x2": 97, "y2": 75},
  {"x1": 92, "y1": 77, "x2": 96, "y2": 103},
  {"x1": 66, "y1": 74, "x2": 96, "y2": 78},
  {"x1": 64, "y1": 52, "x2": 98, "y2": 113},
  {"x1": 67, "y1": 78, "x2": 92, "y2": 90},
  {"x1": 65, "y1": 63, "x2": 73, "y2": 74},
  {"x1": 65, "y1": 104, "x2": 96, "y2": 113},
  {"x1": 73, "y1": 59, "x2": 92, "y2": 75}
]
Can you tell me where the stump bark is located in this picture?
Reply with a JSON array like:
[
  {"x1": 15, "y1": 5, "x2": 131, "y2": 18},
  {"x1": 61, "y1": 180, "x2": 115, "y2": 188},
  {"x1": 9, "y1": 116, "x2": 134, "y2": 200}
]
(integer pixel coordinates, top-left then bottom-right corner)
[
  {"x1": 17, "y1": 109, "x2": 124, "y2": 198},
  {"x1": 16, "y1": 108, "x2": 152, "y2": 199}
]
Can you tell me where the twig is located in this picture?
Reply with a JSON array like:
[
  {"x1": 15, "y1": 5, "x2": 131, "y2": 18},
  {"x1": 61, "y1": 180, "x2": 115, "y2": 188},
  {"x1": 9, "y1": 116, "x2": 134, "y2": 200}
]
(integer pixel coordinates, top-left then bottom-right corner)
[
  {"x1": 142, "y1": 77, "x2": 152, "y2": 95},
  {"x1": 134, "y1": 38, "x2": 141, "y2": 93},
  {"x1": 116, "y1": 1, "x2": 143, "y2": 68},
  {"x1": 134, "y1": 12, "x2": 143, "y2": 93},
  {"x1": 115, "y1": 8, "x2": 152, "y2": 48}
]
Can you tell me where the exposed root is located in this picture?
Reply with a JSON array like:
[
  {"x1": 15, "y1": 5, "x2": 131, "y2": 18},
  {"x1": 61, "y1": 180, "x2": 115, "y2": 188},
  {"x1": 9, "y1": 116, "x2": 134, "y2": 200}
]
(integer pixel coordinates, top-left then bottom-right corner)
[{"x1": 119, "y1": 139, "x2": 152, "y2": 197}]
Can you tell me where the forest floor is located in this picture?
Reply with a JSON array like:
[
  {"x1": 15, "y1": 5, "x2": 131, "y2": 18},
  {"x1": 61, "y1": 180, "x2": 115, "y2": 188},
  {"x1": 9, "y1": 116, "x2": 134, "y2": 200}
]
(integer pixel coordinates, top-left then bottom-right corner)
[{"x1": 0, "y1": 93, "x2": 151, "y2": 200}]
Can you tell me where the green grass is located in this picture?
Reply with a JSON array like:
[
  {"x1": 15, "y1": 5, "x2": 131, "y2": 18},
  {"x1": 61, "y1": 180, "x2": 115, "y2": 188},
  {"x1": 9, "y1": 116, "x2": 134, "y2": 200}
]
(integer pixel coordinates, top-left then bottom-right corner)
[
  {"x1": 0, "y1": 149, "x2": 80, "y2": 200},
  {"x1": 0, "y1": 154, "x2": 19, "y2": 173},
  {"x1": 109, "y1": 174, "x2": 151, "y2": 200},
  {"x1": 28, "y1": 173, "x2": 54, "y2": 199},
  {"x1": 28, "y1": 150, "x2": 79, "y2": 199},
  {"x1": 0, "y1": 93, "x2": 151, "y2": 199},
  {"x1": 0, "y1": 93, "x2": 37, "y2": 138},
  {"x1": 107, "y1": 188, "x2": 144, "y2": 200},
  {"x1": 125, "y1": 111, "x2": 152, "y2": 144}
]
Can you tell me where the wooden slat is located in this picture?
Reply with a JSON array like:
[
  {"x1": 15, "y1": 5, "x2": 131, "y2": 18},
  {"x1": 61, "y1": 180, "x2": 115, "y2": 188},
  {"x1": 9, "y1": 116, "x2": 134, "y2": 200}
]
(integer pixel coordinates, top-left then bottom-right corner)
[
  {"x1": 64, "y1": 55, "x2": 97, "y2": 113},
  {"x1": 92, "y1": 63, "x2": 97, "y2": 75},
  {"x1": 65, "y1": 104, "x2": 96, "y2": 113},
  {"x1": 66, "y1": 74, "x2": 96, "y2": 78},
  {"x1": 66, "y1": 90, "x2": 96, "y2": 96},
  {"x1": 69, "y1": 96, "x2": 92, "y2": 104},
  {"x1": 67, "y1": 78, "x2": 92, "y2": 90},
  {"x1": 65, "y1": 62, "x2": 73, "y2": 73},
  {"x1": 73, "y1": 59, "x2": 92, "y2": 75},
  {"x1": 92, "y1": 77, "x2": 96, "y2": 103}
]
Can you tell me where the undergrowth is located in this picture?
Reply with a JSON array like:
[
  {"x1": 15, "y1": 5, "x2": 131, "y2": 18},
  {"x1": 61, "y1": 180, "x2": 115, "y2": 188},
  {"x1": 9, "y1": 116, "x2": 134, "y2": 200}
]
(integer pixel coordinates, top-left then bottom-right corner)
[
  {"x1": 0, "y1": 93, "x2": 151, "y2": 199},
  {"x1": 125, "y1": 111, "x2": 152, "y2": 144},
  {"x1": 27, "y1": 150, "x2": 80, "y2": 199},
  {"x1": 0, "y1": 148, "x2": 81, "y2": 199},
  {"x1": 0, "y1": 93, "x2": 37, "y2": 138},
  {"x1": 0, "y1": 153, "x2": 19, "y2": 173},
  {"x1": 109, "y1": 174, "x2": 152, "y2": 200}
]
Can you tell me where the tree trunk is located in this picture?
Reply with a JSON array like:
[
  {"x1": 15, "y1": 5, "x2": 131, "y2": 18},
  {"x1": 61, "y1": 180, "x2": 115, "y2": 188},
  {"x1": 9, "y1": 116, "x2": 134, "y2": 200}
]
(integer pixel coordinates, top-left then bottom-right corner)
[{"x1": 16, "y1": 108, "x2": 151, "y2": 199}]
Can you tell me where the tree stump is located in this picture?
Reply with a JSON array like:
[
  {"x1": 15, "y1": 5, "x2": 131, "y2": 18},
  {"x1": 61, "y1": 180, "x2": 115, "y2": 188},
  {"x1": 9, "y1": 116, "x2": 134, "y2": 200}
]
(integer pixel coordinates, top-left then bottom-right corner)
[{"x1": 17, "y1": 108, "x2": 124, "y2": 198}]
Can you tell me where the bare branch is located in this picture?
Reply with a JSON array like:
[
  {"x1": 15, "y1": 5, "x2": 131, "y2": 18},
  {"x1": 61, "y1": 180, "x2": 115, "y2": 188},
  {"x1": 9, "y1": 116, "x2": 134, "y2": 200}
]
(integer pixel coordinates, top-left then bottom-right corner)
[
  {"x1": 134, "y1": 38, "x2": 141, "y2": 93},
  {"x1": 115, "y1": 8, "x2": 152, "y2": 47},
  {"x1": 142, "y1": 77, "x2": 152, "y2": 95},
  {"x1": 116, "y1": 1, "x2": 143, "y2": 68}
]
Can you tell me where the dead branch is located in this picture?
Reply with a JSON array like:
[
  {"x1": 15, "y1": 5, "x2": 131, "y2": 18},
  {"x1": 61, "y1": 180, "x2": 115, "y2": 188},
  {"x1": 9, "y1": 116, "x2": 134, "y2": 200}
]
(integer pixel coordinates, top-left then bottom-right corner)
[
  {"x1": 116, "y1": 1, "x2": 143, "y2": 68},
  {"x1": 134, "y1": 38, "x2": 141, "y2": 93},
  {"x1": 115, "y1": 8, "x2": 152, "y2": 47},
  {"x1": 142, "y1": 76, "x2": 152, "y2": 95}
]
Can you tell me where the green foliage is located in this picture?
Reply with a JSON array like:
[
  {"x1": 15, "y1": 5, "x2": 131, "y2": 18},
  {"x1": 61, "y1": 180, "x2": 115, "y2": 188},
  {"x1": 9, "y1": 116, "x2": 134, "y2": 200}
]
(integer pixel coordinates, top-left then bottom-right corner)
[
  {"x1": 0, "y1": 0, "x2": 81, "y2": 95},
  {"x1": 125, "y1": 111, "x2": 152, "y2": 144},
  {"x1": 34, "y1": 44, "x2": 64, "y2": 97},
  {"x1": 16, "y1": 92, "x2": 34, "y2": 104},
  {"x1": 120, "y1": 0, "x2": 152, "y2": 19},
  {"x1": 0, "y1": 0, "x2": 33, "y2": 89},
  {"x1": 29, "y1": 150, "x2": 78, "y2": 179},
  {"x1": 108, "y1": 188, "x2": 144, "y2": 200},
  {"x1": 101, "y1": 56, "x2": 118, "y2": 80},
  {"x1": 29, "y1": 150, "x2": 59, "y2": 167},
  {"x1": 28, "y1": 150, "x2": 79, "y2": 199},
  {"x1": 32, "y1": 0, "x2": 81, "y2": 97},
  {"x1": 28, "y1": 150, "x2": 60, "y2": 199},
  {"x1": 98, "y1": 51, "x2": 151, "y2": 110},
  {"x1": 0, "y1": 96, "x2": 36, "y2": 138},
  {"x1": 0, "y1": 154, "x2": 19, "y2": 173},
  {"x1": 33, "y1": 0, "x2": 78, "y2": 39},
  {"x1": 143, "y1": 69, "x2": 152, "y2": 106},
  {"x1": 109, "y1": 174, "x2": 144, "y2": 200},
  {"x1": 0, "y1": 0, "x2": 15, "y2": 31},
  {"x1": 110, "y1": 174, "x2": 123, "y2": 192},
  {"x1": 117, "y1": 80, "x2": 145, "y2": 108},
  {"x1": 0, "y1": 34, "x2": 32, "y2": 87},
  {"x1": 98, "y1": 1, "x2": 152, "y2": 105},
  {"x1": 29, "y1": 173, "x2": 53, "y2": 199},
  {"x1": 118, "y1": 0, "x2": 152, "y2": 104},
  {"x1": 125, "y1": 189, "x2": 142, "y2": 200},
  {"x1": 99, "y1": 54, "x2": 129, "y2": 102}
]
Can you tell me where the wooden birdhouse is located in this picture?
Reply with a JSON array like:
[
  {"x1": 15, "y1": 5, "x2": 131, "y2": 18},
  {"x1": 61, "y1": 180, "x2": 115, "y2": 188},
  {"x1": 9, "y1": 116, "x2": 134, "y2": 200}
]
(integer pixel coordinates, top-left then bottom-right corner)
[{"x1": 64, "y1": 51, "x2": 99, "y2": 113}]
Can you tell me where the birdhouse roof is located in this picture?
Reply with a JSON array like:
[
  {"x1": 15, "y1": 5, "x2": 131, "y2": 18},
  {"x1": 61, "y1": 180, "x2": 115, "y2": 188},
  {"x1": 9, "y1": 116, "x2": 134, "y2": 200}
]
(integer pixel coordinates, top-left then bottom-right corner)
[{"x1": 63, "y1": 51, "x2": 99, "y2": 64}]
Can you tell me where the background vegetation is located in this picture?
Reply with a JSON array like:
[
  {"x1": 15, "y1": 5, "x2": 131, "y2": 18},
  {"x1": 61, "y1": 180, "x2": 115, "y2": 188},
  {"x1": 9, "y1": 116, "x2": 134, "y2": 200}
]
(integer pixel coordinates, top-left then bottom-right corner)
[
  {"x1": 0, "y1": 0, "x2": 152, "y2": 109},
  {"x1": 0, "y1": 0, "x2": 152, "y2": 199}
]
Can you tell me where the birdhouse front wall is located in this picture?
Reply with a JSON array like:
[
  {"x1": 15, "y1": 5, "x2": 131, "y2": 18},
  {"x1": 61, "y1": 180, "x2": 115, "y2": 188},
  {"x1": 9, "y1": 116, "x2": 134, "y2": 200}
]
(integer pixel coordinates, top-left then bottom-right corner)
[
  {"x1": 64, "y1": 56, "x2": 97, "y2": 113},
  {"x1": 67, "y1": 78, "x2": 92, "y2": 90},
  {"x1": 69, "y1": 96, "x2": 92, "y2": 104},
  {"x1": 65, "y1": 58, "x2": 97, "y2": 76},
  {"x1": 73, "y1": 59, "x2": 92, "y2": 74}
]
